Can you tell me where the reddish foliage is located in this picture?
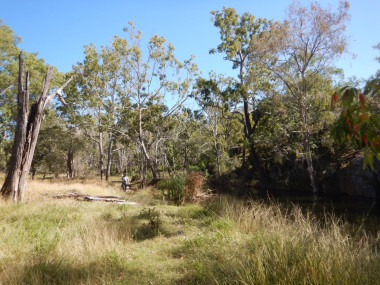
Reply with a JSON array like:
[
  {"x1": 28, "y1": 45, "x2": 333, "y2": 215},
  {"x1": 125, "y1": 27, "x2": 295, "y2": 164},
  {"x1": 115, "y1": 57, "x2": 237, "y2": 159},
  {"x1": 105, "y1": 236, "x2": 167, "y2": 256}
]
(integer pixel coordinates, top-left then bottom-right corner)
[
  {"x1": 362, "y1": 133, "x2": 368, "y2": 145},
  {"x1": 345, "y1": 117, "x2": 351, "y2": 129},
  {"x1": 331, "y1": 92, "x2": 338, "y2": 106},
  {"x1": 360, "y1": 113, "x2": 368, "y2": 122},
  {"x1": 359, "y1": 93, "x2": 365, "y2": 110}
]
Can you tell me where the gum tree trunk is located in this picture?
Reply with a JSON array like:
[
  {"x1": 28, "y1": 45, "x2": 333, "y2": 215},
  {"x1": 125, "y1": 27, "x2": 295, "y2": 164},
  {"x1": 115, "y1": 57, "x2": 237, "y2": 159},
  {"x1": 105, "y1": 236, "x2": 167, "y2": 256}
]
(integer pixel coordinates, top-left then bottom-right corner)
[
  {"x1": 105, "y1": 132, "x2": 113, "y2": 181},
  {"x1": 0, "y1": 52, "x2": 73, "y2": 202},
  {"x1": 67, "y1": 148, "x2": 74, "y2": 178}
]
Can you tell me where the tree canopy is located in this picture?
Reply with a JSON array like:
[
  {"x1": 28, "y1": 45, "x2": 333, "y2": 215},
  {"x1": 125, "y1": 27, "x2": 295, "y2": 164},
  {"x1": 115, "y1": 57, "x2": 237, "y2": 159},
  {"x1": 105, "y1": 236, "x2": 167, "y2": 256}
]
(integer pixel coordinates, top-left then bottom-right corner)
[{"x1": 0, "y1": 1, "x2": 379, "y2": 199}]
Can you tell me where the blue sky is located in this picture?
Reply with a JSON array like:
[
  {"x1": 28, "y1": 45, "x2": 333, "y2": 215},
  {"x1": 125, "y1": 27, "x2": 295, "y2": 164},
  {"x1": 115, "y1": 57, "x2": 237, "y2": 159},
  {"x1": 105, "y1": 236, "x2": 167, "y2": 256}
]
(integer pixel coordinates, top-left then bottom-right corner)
[{"x1": 1, "y1": 0, "x2": 379, "y2": 81}]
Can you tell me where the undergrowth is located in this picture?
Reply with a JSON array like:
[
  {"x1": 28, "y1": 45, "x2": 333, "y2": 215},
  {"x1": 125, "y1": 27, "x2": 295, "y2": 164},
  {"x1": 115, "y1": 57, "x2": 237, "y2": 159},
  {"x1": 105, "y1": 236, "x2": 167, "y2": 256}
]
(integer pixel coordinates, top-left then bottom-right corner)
[{"x1": 156, "y1": 171, "x2": 205, "y2": 204}]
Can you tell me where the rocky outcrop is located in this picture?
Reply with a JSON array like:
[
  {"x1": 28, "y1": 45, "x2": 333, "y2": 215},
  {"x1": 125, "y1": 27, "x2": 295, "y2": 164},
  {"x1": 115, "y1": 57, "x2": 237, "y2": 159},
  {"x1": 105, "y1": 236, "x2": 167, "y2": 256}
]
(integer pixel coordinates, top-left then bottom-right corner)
[{"x1": 322, "y1": 156, "x2": 380, "y2": 198}]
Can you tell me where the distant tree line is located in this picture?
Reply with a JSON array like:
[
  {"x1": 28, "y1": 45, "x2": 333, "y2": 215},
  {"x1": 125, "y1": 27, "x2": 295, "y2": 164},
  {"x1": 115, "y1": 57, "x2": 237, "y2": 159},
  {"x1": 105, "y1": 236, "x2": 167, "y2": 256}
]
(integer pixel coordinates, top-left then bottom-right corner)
[{"x1": 0, "y1": 1, "x2": 379, "y2": 200}]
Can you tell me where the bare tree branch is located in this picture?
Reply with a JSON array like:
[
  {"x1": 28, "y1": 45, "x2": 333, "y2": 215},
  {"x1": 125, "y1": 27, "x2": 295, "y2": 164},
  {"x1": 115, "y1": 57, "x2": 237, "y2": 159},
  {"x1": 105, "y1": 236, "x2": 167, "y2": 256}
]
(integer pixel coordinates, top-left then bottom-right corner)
[{"x1": 45, "y1": 76, "x2": 74, "y2": 106}]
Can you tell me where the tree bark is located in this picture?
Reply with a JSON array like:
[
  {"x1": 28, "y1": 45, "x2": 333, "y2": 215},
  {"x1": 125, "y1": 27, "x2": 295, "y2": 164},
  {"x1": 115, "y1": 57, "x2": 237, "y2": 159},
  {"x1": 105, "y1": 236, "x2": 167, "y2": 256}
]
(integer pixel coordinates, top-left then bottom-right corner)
[
  {"x1": 139, "y1": 139, "x2": 157, "y2": 179},
  {"x1": 98, "y1": 130, "x2": 104, "y2": 180},
  {"x1": 300, "y1": 100, "x2": 318, "y2": 193},
  {"x1": 243, "y1": 95, "x2": 269, "y2": 183},
  {"x1": 0, "y1": 53, "x2": 29, "y2": 201},
  {"x1": 67, "y1": 148, "x2": 74, "y2": 178},
  {"x1": 137, "y1": 106, "x2": 158, "y2": 179},
  {"x1": 105, "y1": 132, "x2": 113, "y2": 181},
  {"x1": 1, "y1": 52, "x2": 73, "y2": 202},
  {"x1": 249, "y1": 137, "x2": 268, "y2": 183}
]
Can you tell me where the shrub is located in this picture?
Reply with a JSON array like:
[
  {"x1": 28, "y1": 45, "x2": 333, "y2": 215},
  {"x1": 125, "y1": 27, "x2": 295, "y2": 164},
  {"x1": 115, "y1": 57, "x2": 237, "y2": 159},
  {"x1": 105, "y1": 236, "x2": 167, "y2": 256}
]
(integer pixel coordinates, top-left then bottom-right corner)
[
  {"x1": 134, "y1": 207, "x2": 163, "y2": 240},
  {"x1": 156, "y1": 171, "x2": 205, "y2": 204},
  {"x1": 156, "y1": 173, "x2": 186, "y2": 202}
]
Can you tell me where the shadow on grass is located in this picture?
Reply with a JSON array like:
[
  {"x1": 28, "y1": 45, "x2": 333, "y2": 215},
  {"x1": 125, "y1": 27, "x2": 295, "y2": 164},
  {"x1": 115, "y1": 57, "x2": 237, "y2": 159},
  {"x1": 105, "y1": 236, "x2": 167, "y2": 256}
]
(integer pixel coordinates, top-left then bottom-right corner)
[
  {"x1": 16, "y1": 255, "x2": 144, "y2": 285},
  {"x1": 100, "y1": 207, "x2": 166, "y2": 242}
]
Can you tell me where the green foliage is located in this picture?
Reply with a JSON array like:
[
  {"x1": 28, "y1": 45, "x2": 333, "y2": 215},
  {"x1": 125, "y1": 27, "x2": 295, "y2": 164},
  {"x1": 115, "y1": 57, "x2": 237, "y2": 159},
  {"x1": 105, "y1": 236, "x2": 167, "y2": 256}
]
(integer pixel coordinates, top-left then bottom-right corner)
[
  {"x1": 135, "y1": 207, "x2": 163, "y2": 239},
  {"x1": 156, "y1": 173, "x2": 186, "y2": 202},
  {"x1": 156, "y1": 171, "x2": 206, "y2": 204},
  {"x1": 0, "y1": 19, "x2": 71, "y2": 178},
  {"x1": 210, "y1": 7, "x2": 270, "y2": 65}
]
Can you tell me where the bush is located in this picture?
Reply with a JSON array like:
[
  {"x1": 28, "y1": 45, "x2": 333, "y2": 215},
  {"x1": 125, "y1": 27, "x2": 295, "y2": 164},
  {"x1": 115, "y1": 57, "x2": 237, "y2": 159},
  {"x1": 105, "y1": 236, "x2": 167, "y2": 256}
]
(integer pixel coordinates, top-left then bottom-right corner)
[
  {"x1": 156, "y1": 171, "x2": 205, "y2": 204},
  {"x1": 134, "y1": 207, "x2": 163, "y2": 240},
  {"x1": 156, "y1": 173, "x2": 186, "y2": 202}
]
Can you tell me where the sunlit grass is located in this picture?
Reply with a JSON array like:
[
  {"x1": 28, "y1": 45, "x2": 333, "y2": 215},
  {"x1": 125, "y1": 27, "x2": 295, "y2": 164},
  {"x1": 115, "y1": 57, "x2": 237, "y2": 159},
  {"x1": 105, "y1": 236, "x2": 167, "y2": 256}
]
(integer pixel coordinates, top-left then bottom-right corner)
[{"x1": 0, "y1": 177, "x2": 379, "y2": 284}]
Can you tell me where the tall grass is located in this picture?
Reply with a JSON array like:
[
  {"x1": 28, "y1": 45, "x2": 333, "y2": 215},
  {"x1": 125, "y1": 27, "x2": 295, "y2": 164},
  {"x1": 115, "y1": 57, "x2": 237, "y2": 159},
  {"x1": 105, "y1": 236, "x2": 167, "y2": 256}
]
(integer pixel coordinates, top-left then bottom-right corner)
[
  {"x1": 0, "y1": 177, "x2": 379, "y2": 284},
  {"x1": 177, "y1": 201, "x2": 380, "y2": 284}
]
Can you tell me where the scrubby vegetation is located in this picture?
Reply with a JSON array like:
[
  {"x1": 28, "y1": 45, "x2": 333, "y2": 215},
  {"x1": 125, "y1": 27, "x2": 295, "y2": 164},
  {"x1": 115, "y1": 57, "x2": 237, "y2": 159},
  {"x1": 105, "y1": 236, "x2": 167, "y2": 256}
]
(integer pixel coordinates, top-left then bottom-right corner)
[
  {"x1": 0, "y1": 178, "x2": 379, "y2": 284},
  {"x1": 156, "y1": 171, "x2": 206, "y2": 203}
]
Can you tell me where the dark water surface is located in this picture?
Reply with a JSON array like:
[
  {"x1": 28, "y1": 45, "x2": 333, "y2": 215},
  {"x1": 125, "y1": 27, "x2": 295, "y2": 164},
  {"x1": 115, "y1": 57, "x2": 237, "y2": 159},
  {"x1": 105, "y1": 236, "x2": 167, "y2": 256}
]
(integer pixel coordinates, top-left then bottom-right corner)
[{"x1": 223, "y1": 189, "x2": 380, "y2": 233}]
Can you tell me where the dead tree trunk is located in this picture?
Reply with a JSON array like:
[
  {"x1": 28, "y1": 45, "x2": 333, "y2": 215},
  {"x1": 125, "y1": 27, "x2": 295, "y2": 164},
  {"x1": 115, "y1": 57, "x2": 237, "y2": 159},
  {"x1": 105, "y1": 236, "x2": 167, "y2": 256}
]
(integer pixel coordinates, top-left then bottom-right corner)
[{"x1": 0, "y1": 52, "x2": 73, "y2": 202}]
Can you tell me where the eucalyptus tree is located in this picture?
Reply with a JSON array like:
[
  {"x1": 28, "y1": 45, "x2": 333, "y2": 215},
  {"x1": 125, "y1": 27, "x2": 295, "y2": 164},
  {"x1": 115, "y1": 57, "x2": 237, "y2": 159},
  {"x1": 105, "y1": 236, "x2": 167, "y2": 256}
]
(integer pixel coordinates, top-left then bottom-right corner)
[
  {"x1": 250, "y1": 1, "x2": 350, "y2": 193},
  {"x1": 117, "y1": 23, "x2": 198, "y2": 179},
  {"x1": 210, "y1": 7, "x2": 273, "y2": 182},
  {"x1": 194, "y1": 73, "x2": 242, "y2": 177},
  {"x1": 73, "y1": 37, "x2": 128, "y2": 180}
]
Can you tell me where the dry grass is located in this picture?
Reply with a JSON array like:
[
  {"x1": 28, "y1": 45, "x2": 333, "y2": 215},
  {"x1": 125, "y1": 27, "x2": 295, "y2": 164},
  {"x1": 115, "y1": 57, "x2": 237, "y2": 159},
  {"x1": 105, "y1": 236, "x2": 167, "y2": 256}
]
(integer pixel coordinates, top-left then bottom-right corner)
[{"x1": 182, "y1": 171, "x2": 205, "y2": 203}]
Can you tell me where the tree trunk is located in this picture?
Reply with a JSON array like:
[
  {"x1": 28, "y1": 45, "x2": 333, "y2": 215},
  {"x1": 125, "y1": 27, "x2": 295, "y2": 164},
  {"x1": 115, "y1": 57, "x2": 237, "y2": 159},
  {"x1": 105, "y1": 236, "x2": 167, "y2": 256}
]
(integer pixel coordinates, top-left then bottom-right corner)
[
  {"x1": 139, "y1": 140, "x2": 157, "y2": 179},
  {"x1": 98, "y1": 131, "x2": 104, "y2": 180},
  {"x1": 0, "y1": 54, "x2": 29, "y2": 201},
  {"x1": 67, "y1": 148, "x2": 74, "y2": 178},
  {"x1": 183, "y1": 142, "x2": 188, "y2": 173},
  {"x1": 249, "y1": 138, "x2": 268, "y2": 182},
  {"x1": 300, "y1": 102, "x2": 318, "y2": 193},
  {"x1": 105, "y1": 133, "x2": 113, "y2": 181},
  {"x1": 243, "y1": 97, "x2": 269, "y2": 183},
  {"x1": 1, "y1": 52, "x2": 73, "y2": 201}
]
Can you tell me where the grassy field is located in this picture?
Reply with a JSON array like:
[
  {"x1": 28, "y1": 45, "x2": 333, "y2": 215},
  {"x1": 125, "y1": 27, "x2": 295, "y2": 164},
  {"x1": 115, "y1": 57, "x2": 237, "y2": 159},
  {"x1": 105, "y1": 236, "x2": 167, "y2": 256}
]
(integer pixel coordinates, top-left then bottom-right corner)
[{"x1": 0, "y1": 177, "x2": 379, "y2": 284}]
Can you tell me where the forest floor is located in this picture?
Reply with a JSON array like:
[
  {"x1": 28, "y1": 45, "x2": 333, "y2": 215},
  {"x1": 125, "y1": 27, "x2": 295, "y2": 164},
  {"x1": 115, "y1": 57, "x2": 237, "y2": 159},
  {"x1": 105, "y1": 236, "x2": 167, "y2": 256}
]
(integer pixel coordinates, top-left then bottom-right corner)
[{"x1": 0, "y1": 176, "x2": 379, "y2": 284}]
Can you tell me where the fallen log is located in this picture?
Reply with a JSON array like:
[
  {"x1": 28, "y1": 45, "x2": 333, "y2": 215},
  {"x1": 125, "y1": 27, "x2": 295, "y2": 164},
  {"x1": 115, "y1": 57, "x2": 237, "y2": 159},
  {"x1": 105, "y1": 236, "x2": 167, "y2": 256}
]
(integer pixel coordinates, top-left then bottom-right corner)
[
  {"x1": 79, "y1": 195, "x2": 126, "y2": 203},
  {"x1": 90, "y1": 195, "x2": 126, "y2": 199},
  {"x1": 79, "y1": 196, "x2": 137, "y2": 204},
  {"x1": 51, "y1": 193, "x2": 138, "y2": 204},
  {"x1": 125, "y1": 181, "x2": 143, "y2": 189}
]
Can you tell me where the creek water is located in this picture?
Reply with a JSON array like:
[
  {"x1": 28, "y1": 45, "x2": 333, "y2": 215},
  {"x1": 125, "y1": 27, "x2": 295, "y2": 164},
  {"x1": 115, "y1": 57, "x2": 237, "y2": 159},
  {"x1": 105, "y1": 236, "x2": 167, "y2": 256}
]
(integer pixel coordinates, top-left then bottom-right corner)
[{"x1": 221, "y1": 189, "x2": 380, "y2": 233}]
